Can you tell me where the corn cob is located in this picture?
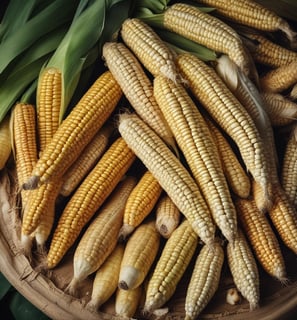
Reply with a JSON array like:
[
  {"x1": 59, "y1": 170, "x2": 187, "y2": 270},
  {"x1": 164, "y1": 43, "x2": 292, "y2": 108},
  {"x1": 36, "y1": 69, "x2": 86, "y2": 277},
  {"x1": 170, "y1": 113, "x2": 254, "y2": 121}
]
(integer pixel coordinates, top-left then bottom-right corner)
[
  {"x1": 120, "y1": 18, "x2": 180, "y2": 82},
  {"x1": 227, "y1": 228, "x2": 260, "y2": 310},
  {"x1": 290, "y1": 83, "x2": 297, "y2": 100},
  {"x1": 36, "y1": 67, "x2": 62, "y2": 152},
  {"x1": 65, "y1": 176, "x2": 136, "y2": 295},
  {"x1": 11, "y1": 103, "x2": 38, "y2": 206},
  {"x1": 118, "y1": 113, "x2": 216, "y2": 246},
  {"x1": 118, "y1": 220, "x2": 160, "y2": 290},
  {"x1": 163, "y1": 2, "x2": 252, "y2": 76},
  {"x1": 185, "y1": 240, "x2": 224, "y2": 320},
  {"x1": 206, "y1": 118, "x2": 251, "y2": 199},
  {"x1": 281, "y1": 124, "x2": 297, "y2": 208},
  {"x1": 244, "y1": 33, "x2": 297, "y2": 68},
  {"x1": 119, "y1": 170, "x2": 163, "y2": 241},
  {"x1": 196, "y1": 0, "x2": 297, "y2": 46},
  {"x1": 155, "y1": 193, "x2": 181, "y2": 238},
  {"x1": 102, "y1": 42, "x2": 176, "y2": 153},
  {"x1": 87, "y1": 243, "x2": 125, "y2": 311},
  {"x1": 23, "y1": 71, "x2": 122, "y2": 189},
  {"x1": 115, "y1": 285, "x2": 143, "y2": 319},
  {"x1": 261, "y1": 92, "x2": 297, "y2": 126},
  {"x1": 154, "y1": 74, "x2": 237, "y2": 243},
  {"x1": 235, "y1": 197, "x2": 287, "y2": 281},
  {"x1": 60, "y1": 125, "x2": 113, "y2": 197},
  {"x1": 177, "y1": 53, "x2": 272, "y2": 210},
  {"x1": 268, "y1": 184, "x2": 297, "y2": 254},
  {"x1": 260, "y1": 60, "x2": 297, "y2": 93},
  {"x1": 143, "y1": 219, "x2": 198, "y2": 313},
  {"x1": 47, "y1": 138, "x2": 136, "y2": 269},
  {"x1": 0, "y1": 114, "x2": 12, "y2": 170}
]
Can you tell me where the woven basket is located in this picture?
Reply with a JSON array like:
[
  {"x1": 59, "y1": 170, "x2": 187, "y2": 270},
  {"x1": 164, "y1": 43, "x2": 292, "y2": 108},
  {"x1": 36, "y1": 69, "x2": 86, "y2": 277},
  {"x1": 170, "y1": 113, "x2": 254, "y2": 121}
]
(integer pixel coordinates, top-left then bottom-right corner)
[{"x1": 1, "y1": 168, "x2": 297, "y2": 320}]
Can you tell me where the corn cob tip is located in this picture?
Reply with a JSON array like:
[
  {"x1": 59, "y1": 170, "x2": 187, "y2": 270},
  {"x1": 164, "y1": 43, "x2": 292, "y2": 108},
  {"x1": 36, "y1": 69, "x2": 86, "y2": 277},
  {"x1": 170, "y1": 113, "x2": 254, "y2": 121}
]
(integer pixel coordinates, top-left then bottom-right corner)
[
  {"x1": 118, "y1": 224, "x2": 135, "y2": 242},
  {"x1": 118, "y1": 280, "x2": 129, "y2": 291},
  {"x1": 22, "y1": 175, "x2": 39, "y2": 190},
  {"x1": 226, "y1": 288, "x2": 241, "y2": 306},
  {"x1": 118, "y1": 265, "x2": 141, "y2": 290},
  {"x1": 279, "y1": 21, "x2": 297, "y2": 50},
  {"x1": 20, "y1": 233, "x2": 33, "y2": 260}
]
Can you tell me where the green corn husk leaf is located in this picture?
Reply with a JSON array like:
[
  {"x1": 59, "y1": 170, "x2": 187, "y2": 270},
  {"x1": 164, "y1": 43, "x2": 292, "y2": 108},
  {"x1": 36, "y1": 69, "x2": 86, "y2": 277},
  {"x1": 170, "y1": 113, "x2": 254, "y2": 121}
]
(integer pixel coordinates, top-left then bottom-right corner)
[
  {"x1": 0, "y1": 0, "x2": 37, "y2": 41},
  {"x1": 0, "y1": 55, "x2": 51, "y2": 123},
  {"x1": 44, "y1": 0, "x2": 107, "y2": 122},
  {"x1": 20, "y1": 79, "x2": 38, "y2": 105},
  {"x1": 157, "y1": 28, "x2": 217, "y2": 61},
  {"x1": 134, "y1": 0, "x2": 168, "y2": 13},
  {"x1": 0, "y1": 0, "x2": 79, "y2": 74}
]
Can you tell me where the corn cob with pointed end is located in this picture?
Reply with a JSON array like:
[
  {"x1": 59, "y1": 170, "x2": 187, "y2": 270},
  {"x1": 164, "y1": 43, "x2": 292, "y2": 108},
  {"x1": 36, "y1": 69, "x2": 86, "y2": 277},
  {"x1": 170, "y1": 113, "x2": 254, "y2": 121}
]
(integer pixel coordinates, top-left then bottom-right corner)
[
  {"x1": 47, "y1": 138, "x2": 136, "y2": 270},
  {"x1": 282, "y1": 125, "x2": 297, "y2": 208},
  {"x1": 120, "y1": 18, "x2": 180, "y2": 82},
  {"x1": 11, "y1": 103, "x2": 38, "y2": 206},
  {"x1": 60, "y1": 125, "x2": 113, "y2": 197},
  {"x1": 260, "y1": 92, "x2": 297, "y2": 127},
  {"x1": 244, "y1": 33, "x2": 297, "y2": 68},
  {"x1": 23, "y1": 71, "x2": 122, "y2": 189},
  {"x1": 227, "y1": 228, "x2": 260, "y2": 310},
  {"x1": 36, "y1": 67, "x2": 62, "y2": 151},
  {"x1": 235, "y1": 197, "x2": 287, "y2": 282},
  {"x1": 177, "y1": 53, "x2": 272, "y2": 210},
  {"x1": 115, "y1": 285, "x2": 143, "y2": 319},
  {"x1": 0, "y1": 114, "x2": 12, "y2": 170},
  {"x1": 154, "y1": 74, "x2": 237, "y2": 243},
  {"x1": 290, "y1": 83, "x2": 297, "y2": 101},
  {"x1": 102, "y1": 42, "x2": 176, "y2": 154},
  {"x1": 268, "y1": 185, "x2": 297, "y2": 255},
  {"x1": 65, "y1": 176, "x2": 136, "y2": 296},
  {"x1": 206, "y1": 118, "x2": 251, "y2": 199},
  {"x1": 185, "y1": 240, "x2": 224, "y2": 320},
  {"x1": 118, "y1": 113, "x2": 216, "y2": 246},
  {"x1": 87, "y1": 243, "x2": 125, "y2": 311},
  {"x1": 119, "y1": 170, "x2": 163, "y2": 241},
  {"x1": 260, "y1": 60, "x2": 297, "y2": 93},
  {"x1": 155, "y1": 193, "x2": 181, "y2": 238},
  {"x1": 143, "y1": 219, "x2": 198, "y2": 313},
  {"x1": 118, "y1": 220, "x2": 160, "y2": 290},
  {"x1": 196, "y1": 0, "x2": 297, "y2": 47},
  {"x1": 163, "y1": 2, "x2": 252, "y2": 77}
]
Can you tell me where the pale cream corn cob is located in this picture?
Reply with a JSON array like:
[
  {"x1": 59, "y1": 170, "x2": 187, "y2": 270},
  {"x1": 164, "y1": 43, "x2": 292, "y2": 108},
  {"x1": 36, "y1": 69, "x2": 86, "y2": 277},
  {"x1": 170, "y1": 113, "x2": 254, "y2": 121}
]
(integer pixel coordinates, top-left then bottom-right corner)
[
  {"x1": 118, "y1": 112, "x2": 216, "y2": 246},
  {"x1": 154, "y1": 74, "x2": 237, "y2": 243}
]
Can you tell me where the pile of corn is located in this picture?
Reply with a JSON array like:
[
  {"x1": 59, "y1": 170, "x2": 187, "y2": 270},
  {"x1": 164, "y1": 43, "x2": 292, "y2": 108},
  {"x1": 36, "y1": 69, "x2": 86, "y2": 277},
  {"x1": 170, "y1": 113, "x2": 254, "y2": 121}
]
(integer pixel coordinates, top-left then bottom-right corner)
[{"x1": 1, "y1": 0, "x2": 297, "y2": 318}]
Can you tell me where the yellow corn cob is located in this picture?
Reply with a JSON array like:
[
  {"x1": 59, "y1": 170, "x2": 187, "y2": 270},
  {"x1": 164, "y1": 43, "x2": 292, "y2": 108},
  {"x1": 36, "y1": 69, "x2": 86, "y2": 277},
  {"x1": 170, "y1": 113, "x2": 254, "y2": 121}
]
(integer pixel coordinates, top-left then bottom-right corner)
[
  {"x1": 245, "y1": 33, "x2": 297, "y2": 68},
  {"x1": 163, "y1": 2, "x2": 252, "y2": 76},
  {"x1": 47, "y1": 138, "x2": 136, "y2": 269},
  {"x1": 65, "y1": 176, "x2": 136, "y2": 295},
  {"x1": 119, "y1": 170, "x2": 163, "y2": 241},
  {"x1": 290, "y1": 83, "x2": 297, "y2": 100},
  {"x1": 87, "y1": 243, "x2": 125, "y2": 311},
  {"x1": 261, "y1": 92, "x2": 297, "y2": 126},
  {"x1": 281, "y1": 125, "x2": 297, "y2": 208},
  {"x1": 102, "y1": 42, "x2": 176, "y2": 153},
  {"x1": 196, "y1": 0, "x2": 297, "y2": 45},
  {"x1": 121, "y1": 18, "x2": 180, "y2": 82},
  {"x1": 115, "y1": 285, "x2": 143, "y2": 319},
  {"x1": 268, "y1": 185, "x2": 297, "y2": 254},
  {"x1": 185, "y1": 240, "x2": 224, "y2": 320},
  {"x1": 0, "y1": 114, "x2": 12, "y2": 170},
  {"x1": 154, "y1": 74, "x2": 237, "y2": 243},
  {"x1": 227, "y1": 228, "x2": 260, "y2": 310},
  {"x1": 11, "y1": 103, "x2": 38, "y2": 206},
  {"x1": 260, "y1": 60, "x2": 297, "y2": 93},
  {"x1": 60, "y1": 125, "x2": 113, "y2": 197},
  {"x1": 143, "y1": 219, "x2": 198, "y2": 313},
  {"x1": 118, "y1": 113, "x2": 216, "y2": 246},
  {"x1": 177, "y1": 53, "x2": 271, "y2": 209},
  {"x1": 36, "y1": 67, "x2": 62, "y2": 152},
  {"x1": 235, "y1": 197, "x2": 287, "y2": 281},
  {"x1": 23, "y1": 71, "x2": 122, "y2": 189},
  {"x1": 206, "y1": 118, "x2": 251, "y2": 199},
  {"x1": 155, "y1": 193, "x2": 181, "y2": 238},
  {"x1": 118, "y1": 220, "x2": 160, "y2": 290}
]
